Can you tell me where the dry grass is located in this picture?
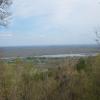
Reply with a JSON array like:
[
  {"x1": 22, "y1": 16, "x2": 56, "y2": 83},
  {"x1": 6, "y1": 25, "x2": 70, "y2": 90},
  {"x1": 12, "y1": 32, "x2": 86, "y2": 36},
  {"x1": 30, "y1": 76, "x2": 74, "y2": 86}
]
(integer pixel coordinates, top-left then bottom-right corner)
[{"x1": 0, "y1": 56, "x2": 100, "y2": 100}]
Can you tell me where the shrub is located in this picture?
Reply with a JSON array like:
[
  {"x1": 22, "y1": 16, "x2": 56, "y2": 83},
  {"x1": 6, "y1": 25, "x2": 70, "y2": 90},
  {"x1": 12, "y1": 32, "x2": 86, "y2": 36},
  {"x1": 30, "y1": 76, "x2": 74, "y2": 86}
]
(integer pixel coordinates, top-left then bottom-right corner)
[{"x1": 76, "y1": 58, "x2": 86, "y2": 72}]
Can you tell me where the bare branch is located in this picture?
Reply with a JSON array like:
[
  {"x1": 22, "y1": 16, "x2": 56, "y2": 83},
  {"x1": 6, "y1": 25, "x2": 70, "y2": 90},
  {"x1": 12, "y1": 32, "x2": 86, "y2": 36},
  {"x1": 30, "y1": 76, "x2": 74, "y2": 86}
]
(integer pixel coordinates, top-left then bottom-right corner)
[{"x1": 95, "y1": 28, "x2": 100, "y2": 45}]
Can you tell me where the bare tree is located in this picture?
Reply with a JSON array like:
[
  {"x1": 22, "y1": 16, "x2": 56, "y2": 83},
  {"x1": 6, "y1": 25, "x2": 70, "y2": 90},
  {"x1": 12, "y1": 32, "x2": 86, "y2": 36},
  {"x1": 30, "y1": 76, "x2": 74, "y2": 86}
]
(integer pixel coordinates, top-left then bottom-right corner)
[
  {"x1": 0, "y1": 0, "x2": 12, "y2": 27},
  {"x1": 95, "y1": 29, "x2": 100, "y2": 45}
]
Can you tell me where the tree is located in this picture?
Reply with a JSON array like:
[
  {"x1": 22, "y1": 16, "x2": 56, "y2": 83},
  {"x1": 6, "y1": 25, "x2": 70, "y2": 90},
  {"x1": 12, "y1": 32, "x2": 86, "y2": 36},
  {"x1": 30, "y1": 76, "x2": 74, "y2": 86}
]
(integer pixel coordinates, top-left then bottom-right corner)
[{"x1": 0, "y1": 0, "x2": 12, "y2": 27}]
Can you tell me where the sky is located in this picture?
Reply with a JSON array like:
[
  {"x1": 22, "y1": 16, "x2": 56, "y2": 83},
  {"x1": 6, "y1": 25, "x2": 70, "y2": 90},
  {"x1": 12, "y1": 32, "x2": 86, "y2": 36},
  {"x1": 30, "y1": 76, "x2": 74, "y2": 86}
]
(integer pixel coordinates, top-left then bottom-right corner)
[{"x1": 0, "y1": 0, "x2": 100, "y2": 46}]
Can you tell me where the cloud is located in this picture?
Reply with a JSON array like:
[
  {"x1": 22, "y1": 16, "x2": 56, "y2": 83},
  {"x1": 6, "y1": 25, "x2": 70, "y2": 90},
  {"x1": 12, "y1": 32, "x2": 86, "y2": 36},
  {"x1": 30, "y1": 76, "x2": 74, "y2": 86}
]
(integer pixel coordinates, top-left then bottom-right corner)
[
  {"x1": 13, "y1": 0, "x2": 100, "y2": 27},
  {"x1": 0, "y1": 33, "x2": 13, "y2": 37},
  {"x1": 13, "y1": 0, "x2": 78, "y2": 24}
]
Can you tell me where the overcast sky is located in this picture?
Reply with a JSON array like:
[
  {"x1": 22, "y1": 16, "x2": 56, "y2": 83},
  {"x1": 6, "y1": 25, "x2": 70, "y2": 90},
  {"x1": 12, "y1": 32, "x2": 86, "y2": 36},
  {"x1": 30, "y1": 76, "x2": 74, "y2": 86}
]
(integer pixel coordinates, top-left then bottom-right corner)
[{"x1": 0, "y1": 0, "x2": 100, "y2": 46}]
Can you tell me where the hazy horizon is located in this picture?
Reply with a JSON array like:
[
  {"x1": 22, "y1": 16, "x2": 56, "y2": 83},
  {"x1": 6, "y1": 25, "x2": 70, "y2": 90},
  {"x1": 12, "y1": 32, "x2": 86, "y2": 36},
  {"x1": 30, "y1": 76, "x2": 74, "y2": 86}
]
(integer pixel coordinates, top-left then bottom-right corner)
[
  {"x1": 0, "y1": 44, "x2": 100, "y2": 58},
  {"x1": 0, "y1": 44, "x2": 98, "y2": 48}
]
